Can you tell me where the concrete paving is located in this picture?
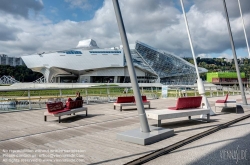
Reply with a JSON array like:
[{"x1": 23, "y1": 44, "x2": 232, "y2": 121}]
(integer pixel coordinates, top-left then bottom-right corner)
[
  {"x1": 0, "y1": 94, "x2": 249, "y2": 165},
  {"x1": 146, "y1": 116, "x2": 250, "y2": 165}
]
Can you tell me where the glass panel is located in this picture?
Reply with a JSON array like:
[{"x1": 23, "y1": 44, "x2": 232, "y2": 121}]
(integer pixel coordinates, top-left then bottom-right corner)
[{"x1": 133, "y1": 41, "x2": 198, "y2": 85}]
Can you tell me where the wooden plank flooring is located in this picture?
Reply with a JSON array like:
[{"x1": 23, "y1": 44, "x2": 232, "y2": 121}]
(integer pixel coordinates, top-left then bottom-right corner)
[{"x1": 0, "y1": 95, "x2": 249, "y2": 164}]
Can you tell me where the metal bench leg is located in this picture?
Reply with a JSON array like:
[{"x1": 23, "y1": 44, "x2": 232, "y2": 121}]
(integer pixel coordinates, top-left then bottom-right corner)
[
  {"x1": 149, "y1": 104, "x2": 150, "y2": 109},
  {"x1": 157, "y1": 120, "x2": 161, "y2": 127},
  {"x1": 86, "y1": 110, "x2": 88, "y2": 116},
  {"x1": 44, "y1": 116, "x2": 47, "y2": 122},
  {"x1": 207, "y1": 114, "x2": 210, "y2": 123},
  {"x1": 114, "y1": 105, "x2": 116, "y2": 110},
  {"x1": 188, "y1": 116, "x2": 191, "y2": 120},
  {"x1": 120, "y1": 106, "x2": 122, "y2": 111},
  {"x1": 58, "y1": 116, "x2": 61, "y2": 123}
]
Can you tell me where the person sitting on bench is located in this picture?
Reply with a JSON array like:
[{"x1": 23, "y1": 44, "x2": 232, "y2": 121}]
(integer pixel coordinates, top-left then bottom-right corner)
[{"x1": 75, "y1": 91, "x2": 82, "y2": 101}]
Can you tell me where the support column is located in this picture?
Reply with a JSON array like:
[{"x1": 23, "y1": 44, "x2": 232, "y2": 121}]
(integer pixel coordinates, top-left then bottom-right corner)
[
  {"x1": 222, "y1": 0, "x2": 247, "y2": 105},
  {"x1": 107, "y1": 87, "x2": 110, "y2": 102},
  {"x1": 237, "y1": 0, "x2": 250, "y2": 58},
  {"x1": 59, "y1": 89, "x2": 62, "y2": 100},
  {"x1": 114, "y1": 76, "x2": 118, "y2": 83},
  {"x1": 112, "y1": 0, "x2": 150, "y2": 133},
  {"x1": 28, "y1": 90, "x2": 31, "y2": 110},
  {"x1": 85, "y1": 89, "x2": 88, "y2": 105},
  {"x1": 113, "y1": 0, "x2": 173, "y2": 145},
  {"x1": 180, "y1": 0, "x2": 214, "y2": 115},
  {"x1": 210, "y1": 87, "x2": 212, "y2": 97}
]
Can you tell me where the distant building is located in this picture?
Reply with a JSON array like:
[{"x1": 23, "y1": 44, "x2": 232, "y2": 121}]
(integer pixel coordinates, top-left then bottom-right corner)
[
  {"x1": 22, "y1": 39, "x2": 207, "y2": 84},
  {"x1": 0, "y1": 54, "x2": 24, "y2": 66},
  {"x1": 223, "y1": 58, "x2": 233, "y2": 63},
  {"x1": 207, "y1": 72, "x2": 247, "y2": 85},
  {"x1": 239, "y1": 58, "x2": 248, "y2": 65}
]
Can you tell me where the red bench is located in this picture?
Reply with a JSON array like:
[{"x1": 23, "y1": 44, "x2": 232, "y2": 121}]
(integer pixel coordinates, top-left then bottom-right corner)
[
  {"x1": 146, "y1": 96, "x2": 210, "y2": 127},
  {"x1": 215, "y1": 94, "x2": 236, "y2": 113},
  {"x1": 44, "y1": 100, "x2": 88, "y2": 123},
  {"x1": 116, "y1": 96, "x2": 134, "y2": 103},
  {"x1": 66, "y1": 100, "x2": 84, "y2": 109},
  {"x1": 168, "y1": 96, "x2": 202, "y2": 110},
  {"x1": 216, "y1": 93, "x2": 229, "y2": 103},
  {"x1": 114, "y1": 96, "x2": 150, "y2": 111}
]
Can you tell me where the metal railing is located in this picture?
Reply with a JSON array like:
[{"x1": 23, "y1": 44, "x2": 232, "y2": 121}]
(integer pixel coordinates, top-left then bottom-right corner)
[{"x1": 0, "y1": 85, "x2": 244, "y2": 112}]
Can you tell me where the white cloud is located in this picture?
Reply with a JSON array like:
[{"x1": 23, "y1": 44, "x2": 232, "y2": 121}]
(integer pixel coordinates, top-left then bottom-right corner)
[
  {"x1": 49, "y1": 6, "x2": 58, "y2": 15},
  {"x1": 0, "y1": 0, "x2": 43, "y2": 18},
  {"x1": 0, "y1": 0, "x2": 249, "y2": 58},
  {"x1": 197, "y1": 53, "x2": 213, "y2": 58},
  {"x1": 65, "y1": 0, "x2": 92, "y2": 10},
  {"x1": 218, "y1": 53, "x2": 233, "y2": 59},
  {"x1": 72, "y1": 13, "x2": 77, "y2": 18},
  {"x1": 193, "y1": 0, "x2": 250, "y2": 18}
]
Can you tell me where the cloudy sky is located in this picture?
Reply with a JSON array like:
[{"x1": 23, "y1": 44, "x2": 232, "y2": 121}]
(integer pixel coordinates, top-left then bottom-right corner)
[{"x1": 0, "y1": 0, "x2": 249, "y2": 59}]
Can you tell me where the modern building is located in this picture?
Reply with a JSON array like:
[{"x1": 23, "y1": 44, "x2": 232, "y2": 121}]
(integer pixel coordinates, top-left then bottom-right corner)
[
  {"x1": 0, "y1": 54, "x2": 24, "y2": 66},
  {"x1": 207, "y1": 72, "x2": 248, "y2": 85},
  {"x1": 21, "y1": 39, "x2": 207, "y2": 85}
]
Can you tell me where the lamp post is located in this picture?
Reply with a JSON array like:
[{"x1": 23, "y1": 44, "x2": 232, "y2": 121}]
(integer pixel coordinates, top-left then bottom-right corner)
[
  {"x1": 222, "y1": 0, "x2": 247, "y2": 105},
  {"x1": 112, "y1": 0, "x2": 173, "y2": 145},
  {"x1": 237, "y1": 0, "x2": 250, "y2": 58},
  {"x1": 112, "y1": 0, "x2": 150, "y2": 133},
  {"x1": 180, "y1": 0, "x2": 214, "y2": 115}
]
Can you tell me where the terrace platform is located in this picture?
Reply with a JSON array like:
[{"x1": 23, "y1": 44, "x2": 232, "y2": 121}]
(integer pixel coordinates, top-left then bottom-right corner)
[{"x1": 0, "y1": 95, "x2": 250, "y2": 164}]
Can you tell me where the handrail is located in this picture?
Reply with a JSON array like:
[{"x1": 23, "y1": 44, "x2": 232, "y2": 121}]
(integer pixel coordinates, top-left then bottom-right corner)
[{"x1": 0, "y1": 85, "x2": 243, "y2": 112}]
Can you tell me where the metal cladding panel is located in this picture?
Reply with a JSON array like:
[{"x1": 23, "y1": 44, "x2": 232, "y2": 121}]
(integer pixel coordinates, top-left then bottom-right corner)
[
  {"x1": 83, "y1": 68, "x2": 125, "y2": 76},
  {"x1": 83, "y1": 67, "x2": 145, "y2": 76},
  {"x1": 21, "y1": 49, "x2": 124, "y2": 71},
  {"x1": 124, "y1": 67, "x2": 145, "y2": 76}
]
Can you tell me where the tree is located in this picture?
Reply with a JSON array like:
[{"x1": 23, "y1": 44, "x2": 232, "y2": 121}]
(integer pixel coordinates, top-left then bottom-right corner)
[
  {"x1": 0, "y1": 65, "x2": 43, "y2": 82},
  {"x1": 183, "y1": 58, "x2": 250, "y2": 81}
]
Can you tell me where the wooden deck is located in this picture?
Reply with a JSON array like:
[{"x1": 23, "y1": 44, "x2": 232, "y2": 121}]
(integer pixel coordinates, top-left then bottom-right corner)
[{"x1": 0, "y1": 95, "x2": 249, "y2": 165}]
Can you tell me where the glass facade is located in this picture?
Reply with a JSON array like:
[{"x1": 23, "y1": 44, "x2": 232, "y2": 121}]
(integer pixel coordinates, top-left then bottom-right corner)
[
  {"x1": 125, "y1": 41, "x2": 206, "y2": 85},
  {"x1": 57, "y1": 50, "x2": 82, "y2": 54},
  {"x1": 21, "y1": 39, "x2": 206, "y2": 84},
  {"x1": 89, "y1": 51, "x2": 121, "y2": 54}
]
